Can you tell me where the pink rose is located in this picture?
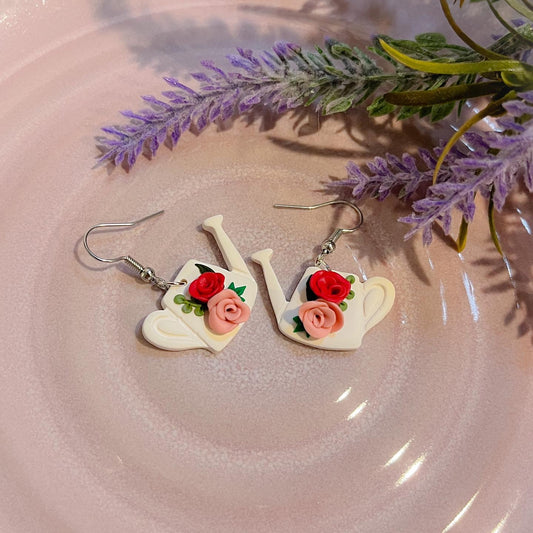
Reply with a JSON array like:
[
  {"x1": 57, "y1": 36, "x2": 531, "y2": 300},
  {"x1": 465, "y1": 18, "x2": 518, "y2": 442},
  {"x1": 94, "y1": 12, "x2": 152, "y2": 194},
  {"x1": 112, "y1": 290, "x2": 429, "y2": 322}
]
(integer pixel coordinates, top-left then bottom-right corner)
[
  {"x1": 298, "y1": 299, "x2": 344, "y2": 339},
  {"x1": 207, "y1": 289, "x2": 251, "y2": 335}
]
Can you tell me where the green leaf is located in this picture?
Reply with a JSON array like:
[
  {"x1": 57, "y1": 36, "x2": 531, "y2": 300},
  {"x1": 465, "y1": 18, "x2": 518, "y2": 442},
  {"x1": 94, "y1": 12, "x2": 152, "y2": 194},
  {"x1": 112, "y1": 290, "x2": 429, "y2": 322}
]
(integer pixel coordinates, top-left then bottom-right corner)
[
  {"x1": 430, "y1": 100, "x2": 456, "y2": 122},
  {"x1": 397, "y1": 105, "x2": 422, "y2": 120},
  {"x1": 415, "y1": 32, "x2": 447, "y2": 50},
  {"x1": 323, "y1": 65, "x2": 345, "y2": 76},
  {"x1": 313, "y1": 45, "x2": 333, "y2": 66},
  {"x1": 386, "y1": 38, "x2": 423, "y2": 55},
  {"x1": 379, "y1": 38, "x2": 524, "y2": 75},
  {"x1": 174, "y1": 294, "x2": 185, "y2": 304},
  {"x1": 305, "y1": 52, "x2": 328, "y2": 71},
  {"x1": 293, "y1": 316, "x2": 305, "y2": 332},
  {"x1": 353, "y1": 81, "x2": 383, "y2": 106},
  {"x1": 418, "y1": 106, "x2": 433, "y2": 119},
  {"x1": 195, "y1": 263, "x2": 215, "y2": 274},
  {"x1": 502, "y1": 66, "x2": 533, "y2": 89},
  {"x1": 346, "y1": 290, "x2": 355, "y2": 300},
  {"x1": 325, "y1": 96, "x2": 354, "y2": 114},
  {"x1": 367, "y1": 95, "x2": 397, "y2": 116},
  {"x1": 330, "y1": 42, "x2": 354, "y2": 57},
  {"x1": 293, "y1": 316, "x2": 310, "y2": 337},
  {"x1": 182, "y1": 303, "x2": 193, "y2": 314},
  {"x1": 346, "y1": 275, "x2": 356, "y2": 284},
  {"x1": 228, "y1": 281, "x2": 246, "y2": 301},
  {"x1": 194, "y1": 306, "x2": 204, "y2": 316},
  {"x1": 383, "y1": 81, "x2": 506, "y2": 106},
  {"x1": 339, "y1": 301, "x2": 348, "y2": 312}
]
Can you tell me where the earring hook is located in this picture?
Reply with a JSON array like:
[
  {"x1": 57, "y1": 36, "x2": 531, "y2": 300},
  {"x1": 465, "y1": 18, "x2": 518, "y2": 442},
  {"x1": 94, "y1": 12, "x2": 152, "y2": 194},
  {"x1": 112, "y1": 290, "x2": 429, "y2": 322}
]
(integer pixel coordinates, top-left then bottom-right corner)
[
  {"x1": 273, "y1": 200, "x2": 364, "y2": 270},
  {"x1": 83, "y1": 210, "x2": 186, "y2": 291}
]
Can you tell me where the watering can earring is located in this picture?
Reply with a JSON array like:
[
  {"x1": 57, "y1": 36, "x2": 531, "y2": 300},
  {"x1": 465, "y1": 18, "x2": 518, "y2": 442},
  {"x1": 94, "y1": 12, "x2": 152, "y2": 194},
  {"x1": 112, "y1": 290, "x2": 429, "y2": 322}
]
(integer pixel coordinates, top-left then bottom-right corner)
[
  {"x1": 83, "y1": 211, "x2": 257, "y2": 352},
  {"x1": 252, "y1": 200, "x2": 395, "y2": 351}
]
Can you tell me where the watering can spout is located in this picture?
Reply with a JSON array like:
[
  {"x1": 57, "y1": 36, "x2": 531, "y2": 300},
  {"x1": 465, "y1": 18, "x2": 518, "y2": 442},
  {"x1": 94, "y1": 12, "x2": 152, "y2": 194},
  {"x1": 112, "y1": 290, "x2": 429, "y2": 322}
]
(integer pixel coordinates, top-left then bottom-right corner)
[
  {"x1": 251, "y1": 248, "x2": 288, "y2": 323},
  {"x1": 203, "y1": 215, "x2": 251, "y2": 275}
]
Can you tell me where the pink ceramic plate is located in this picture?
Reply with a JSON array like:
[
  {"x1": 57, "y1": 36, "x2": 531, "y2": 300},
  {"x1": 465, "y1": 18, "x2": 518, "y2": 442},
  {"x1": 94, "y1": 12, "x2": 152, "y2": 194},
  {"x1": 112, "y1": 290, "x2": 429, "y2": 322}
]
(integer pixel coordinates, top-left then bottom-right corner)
[{"x1": 1, "y1": 1, "x2": 532, "y2": 531}]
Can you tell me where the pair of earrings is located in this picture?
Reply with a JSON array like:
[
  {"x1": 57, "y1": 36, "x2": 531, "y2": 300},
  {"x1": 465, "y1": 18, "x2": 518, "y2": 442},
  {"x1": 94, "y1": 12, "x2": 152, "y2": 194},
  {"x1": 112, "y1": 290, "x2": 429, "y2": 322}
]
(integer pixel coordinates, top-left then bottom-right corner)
[{"x1": 83, "y1": 201, "x2": 395, "y2": 353}]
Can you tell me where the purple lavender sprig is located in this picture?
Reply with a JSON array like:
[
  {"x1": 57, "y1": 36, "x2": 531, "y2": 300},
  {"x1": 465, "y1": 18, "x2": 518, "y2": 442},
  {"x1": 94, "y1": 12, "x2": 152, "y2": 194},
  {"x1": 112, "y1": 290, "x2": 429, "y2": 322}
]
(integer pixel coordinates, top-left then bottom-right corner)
[
  {"x1": 96, "y1": 40, "x2": 384, "y2": 167},
  {"x1": 339, "y1": 92, "x2": 533, "y2": 247},
  {"x1": 97, "y1": 29, "x2": 532, "y2": 168}
]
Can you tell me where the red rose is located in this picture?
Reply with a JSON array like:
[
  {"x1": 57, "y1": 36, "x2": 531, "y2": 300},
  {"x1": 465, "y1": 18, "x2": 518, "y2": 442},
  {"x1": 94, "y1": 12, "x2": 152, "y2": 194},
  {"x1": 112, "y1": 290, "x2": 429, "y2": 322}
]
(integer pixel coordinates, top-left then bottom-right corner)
[
  {"x1": 188, "y1": 272, "x2": 225, "y2": 302},
  {"x1": 308, "y1": 270, "x2": 351, "y2": 303}
]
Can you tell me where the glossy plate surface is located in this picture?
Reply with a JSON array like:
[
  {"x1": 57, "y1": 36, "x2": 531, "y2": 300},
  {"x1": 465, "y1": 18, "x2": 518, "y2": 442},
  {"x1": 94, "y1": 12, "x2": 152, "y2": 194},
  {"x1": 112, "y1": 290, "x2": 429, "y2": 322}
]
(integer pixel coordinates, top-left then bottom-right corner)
[{"x1": 1, "y1": 1, "x2": 532, "y2": 531}]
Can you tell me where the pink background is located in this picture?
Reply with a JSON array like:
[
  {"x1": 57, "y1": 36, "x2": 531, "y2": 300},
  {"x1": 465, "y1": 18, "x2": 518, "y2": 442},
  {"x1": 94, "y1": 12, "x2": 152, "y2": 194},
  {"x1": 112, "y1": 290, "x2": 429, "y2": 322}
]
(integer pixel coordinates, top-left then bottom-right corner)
[{"x1": 0, "y1": 1, "x2": 532, "y2": 531}]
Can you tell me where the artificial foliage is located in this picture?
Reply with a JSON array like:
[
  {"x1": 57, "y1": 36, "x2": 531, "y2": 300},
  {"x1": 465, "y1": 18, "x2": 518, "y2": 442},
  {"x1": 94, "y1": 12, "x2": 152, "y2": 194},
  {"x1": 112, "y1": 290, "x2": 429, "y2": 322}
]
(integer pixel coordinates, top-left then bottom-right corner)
[{"x1": 97, "y1": 0, "x2": 533, "y2": 253}]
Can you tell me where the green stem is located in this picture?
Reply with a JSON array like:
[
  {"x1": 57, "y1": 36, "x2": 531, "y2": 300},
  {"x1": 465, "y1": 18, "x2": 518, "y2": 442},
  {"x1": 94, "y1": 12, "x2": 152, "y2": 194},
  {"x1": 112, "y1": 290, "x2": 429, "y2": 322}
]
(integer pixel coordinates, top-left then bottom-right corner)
[
  {"x1": 440, "y1": 0, "x2": 508, "y2": 60},
  {"x1": 432, "y1": 91, "x2": 516, "y2": 185},
  {"x1": 488, "y1": 189, "x2": 504, "y2": 256},
  {"x1": 456, "y1": 216, "x2": 469, "y2": 253},
  {"x1": 384, "y1": 80, "x2": 505, "y2": 106}
]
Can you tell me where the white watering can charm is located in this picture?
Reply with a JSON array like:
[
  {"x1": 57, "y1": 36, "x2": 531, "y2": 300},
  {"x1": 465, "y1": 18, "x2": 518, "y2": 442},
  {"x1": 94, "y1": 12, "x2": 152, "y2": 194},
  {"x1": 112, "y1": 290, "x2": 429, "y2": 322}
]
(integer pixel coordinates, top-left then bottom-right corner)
[
  {"x1": 83, "y1": 211, "x2": 257, "y2": 353},
  {"x1": 252, "y1": 201, "x2": 395, "y2": 351}
]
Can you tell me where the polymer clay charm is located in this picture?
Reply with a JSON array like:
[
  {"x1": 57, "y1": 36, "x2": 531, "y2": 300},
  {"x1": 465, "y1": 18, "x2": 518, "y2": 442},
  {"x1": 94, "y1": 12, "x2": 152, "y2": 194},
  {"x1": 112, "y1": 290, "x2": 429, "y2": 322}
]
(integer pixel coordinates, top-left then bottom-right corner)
[
  {"x1": 83, "y1": 212, "x2": 256, "y2": 353},
  {"x1": 252, "y1": 201, "x2": 394, "y2": 351}
]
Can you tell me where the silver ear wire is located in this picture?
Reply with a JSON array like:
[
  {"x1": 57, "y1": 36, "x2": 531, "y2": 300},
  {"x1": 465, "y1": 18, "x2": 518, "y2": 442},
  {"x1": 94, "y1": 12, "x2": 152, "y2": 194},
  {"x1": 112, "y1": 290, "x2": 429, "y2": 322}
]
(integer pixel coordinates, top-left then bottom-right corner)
[
  {"x1": 83, "y1": 210, "x2": 186, "y2": 291},
  {"x1": 273, "y1": 200, "x2": 363, "y2": 270}
]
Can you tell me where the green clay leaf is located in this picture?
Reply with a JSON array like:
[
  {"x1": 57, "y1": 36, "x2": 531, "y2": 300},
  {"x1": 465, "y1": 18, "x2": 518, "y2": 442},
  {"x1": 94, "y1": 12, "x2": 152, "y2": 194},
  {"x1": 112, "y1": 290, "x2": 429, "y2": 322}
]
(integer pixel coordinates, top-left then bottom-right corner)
[
  {"x1": 182, "y1": 303, "x2": 193, "y2": 314},
  {"x1": 346, "y1": 275, "x2": 356, "y2": 284},
  {"x1": 339, "y1": 301, "x2": 348, "y2": 312},
  {"x1": 293, "y1": 316, "x2": 310, "y2": 337},
  {"x1": 293, "y1": 316, "x2": 305, "y2": 332},
  {"x1": 346, "y1": 290, "x2": 355, "y2": 300},
  {"x1": 195, "y1": 263, "x2": 215, "y2": 274},
  {"x1": 174, "y1": 294, "x2": 185, "y2": 304},
  {"x1": 228, "y1": 281, "x2": 246, "y2": 301},
  {"x1": 194, "y1": 306, "x2": 204, "y2": 317}
]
